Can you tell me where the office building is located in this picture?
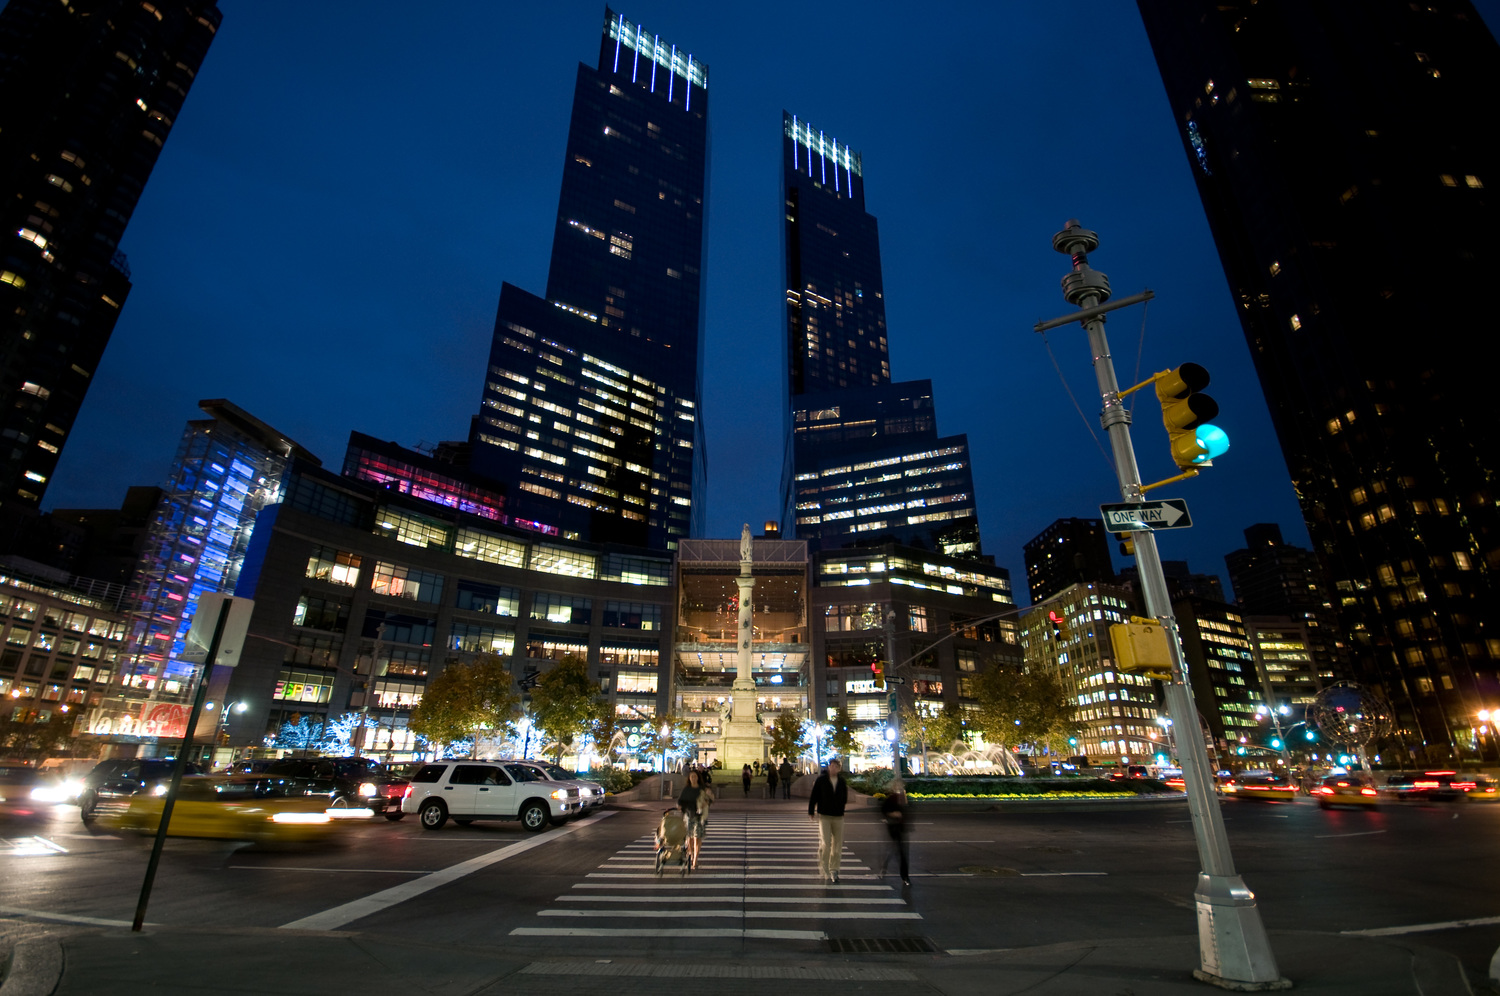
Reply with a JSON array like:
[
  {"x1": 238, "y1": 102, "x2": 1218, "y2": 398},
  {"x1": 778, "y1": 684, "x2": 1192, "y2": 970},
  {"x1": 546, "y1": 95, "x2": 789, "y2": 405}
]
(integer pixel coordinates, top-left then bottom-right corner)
[
  {"x1": 1019, "y1": 582, "x2": 1164, "y2": 764},
  {"x1": 1225, "y1": 523, "x2": 1347, "y2": 689},
  {"x1": 0, "y1": 0, "x2": 221, "y2": 512},
  {"x1": 1173, "y1": 596, "x2": 1261, "y2": 752},
  {"x1": 780, "y1": 113, "x2": 982, "y2": 559},
  {"x1": 1245, "y1": 614, "x2": 1323, "y2": 713},
  {"x1": 1024, "y1": 517, "x2": 1116, "y2": 603},
  {"x1": 1138, "y1": 0, "x2": 1500, "y2": 761},
  {"x1": 1119, "y1": 560, "x2": 1225, "y2": 603},
  {"x1": 469, "y1": 10, "x2": 709, "y2": 550}
]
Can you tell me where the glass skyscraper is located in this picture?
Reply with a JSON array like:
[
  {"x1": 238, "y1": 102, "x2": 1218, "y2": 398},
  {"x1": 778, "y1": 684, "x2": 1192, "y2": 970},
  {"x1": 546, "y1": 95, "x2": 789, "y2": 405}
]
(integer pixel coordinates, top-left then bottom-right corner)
[
  {"x1": 469, "y1": 9, "x2": 708, "y2": 551},
  {"x1": 0, "y1": 0, "x2": 220, "y2": 512},
  {"x1": 1138, "y1": 0, "x2": 1500, "y2": 761},
  {"x1": 780, "y1": 113, "x2": 981, "y2": 559}
]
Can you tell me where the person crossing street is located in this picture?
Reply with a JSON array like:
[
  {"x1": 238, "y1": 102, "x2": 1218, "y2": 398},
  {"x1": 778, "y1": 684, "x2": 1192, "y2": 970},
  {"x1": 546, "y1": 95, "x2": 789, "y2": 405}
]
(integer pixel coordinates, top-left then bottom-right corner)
[{"x1": 808, "y1": 757, "x2": 849, "y2": 883}]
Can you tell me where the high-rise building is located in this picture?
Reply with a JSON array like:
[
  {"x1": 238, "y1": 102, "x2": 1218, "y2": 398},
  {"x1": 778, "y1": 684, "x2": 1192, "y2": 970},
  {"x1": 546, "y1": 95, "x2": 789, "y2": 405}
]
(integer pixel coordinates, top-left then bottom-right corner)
[
  {"x1": 1138, "y1": 1, "x2": 1500, "y2": 762},
  {"x1": 1173, "y1": 595, "x2": 1262, "y2": 753},
  {"x1": 0, "y1": 0, "x2": 221, "y2": 511},
  {"x1": 1225, "y1": 523, "x2": 1346, "y2": 689},
  {"x1": 779, "y1": 113, "x2": 981, "y2": 558},
  {"x1": 469, "y1": 10, "x2": 708, "y2": 551},
  {"x1": 1119, "y1": 560, "x2": 1226, "y2": 603},
  {"x1": 1023, "y1": 517, "x2": 1116, "y2": 603}
]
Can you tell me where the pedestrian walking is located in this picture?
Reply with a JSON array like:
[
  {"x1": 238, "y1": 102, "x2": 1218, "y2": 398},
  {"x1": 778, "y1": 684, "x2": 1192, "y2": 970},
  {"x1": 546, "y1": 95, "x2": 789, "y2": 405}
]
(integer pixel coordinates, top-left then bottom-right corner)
[
  {"x1": 880, "y1": 778, "x2": 911, "y2": 885},
  {"x1": 765, "y1": 763, "x2": 779, "y2": 799},
  {"x1": 779, "y1": 758, "x2": 794, "y2": 798},
  {"x1": 742, "y1": 763, "x2": 753, "y2": 796},
  {"x1": 808, "y1": 757, "x2": 849, "y2": 883},
  {"x1": 677, "y1": 769, "x2": 708, "y2": 870}
]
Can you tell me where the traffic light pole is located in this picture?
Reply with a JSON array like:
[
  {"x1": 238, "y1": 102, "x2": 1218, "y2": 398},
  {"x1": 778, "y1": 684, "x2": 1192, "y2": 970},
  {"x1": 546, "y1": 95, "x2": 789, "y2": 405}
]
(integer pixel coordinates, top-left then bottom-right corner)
[{"x1": 1046, "y1": 221, "x2": 1287, "y2": 990}]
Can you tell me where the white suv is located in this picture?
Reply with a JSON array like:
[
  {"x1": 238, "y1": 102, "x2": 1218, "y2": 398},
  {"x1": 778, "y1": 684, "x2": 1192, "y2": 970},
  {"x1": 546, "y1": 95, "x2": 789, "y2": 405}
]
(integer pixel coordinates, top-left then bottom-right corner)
[
  {"x1": 401, "y1": 761, "x2": 581, "y2": 831},
  {"x1": 513, "y1": 760, "x2": 607, "y2": 811}
]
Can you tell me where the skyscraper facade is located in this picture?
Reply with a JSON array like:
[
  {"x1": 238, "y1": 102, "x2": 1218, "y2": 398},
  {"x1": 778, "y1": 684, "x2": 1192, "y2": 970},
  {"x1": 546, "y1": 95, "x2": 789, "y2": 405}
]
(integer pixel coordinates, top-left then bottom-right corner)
[
  {"x1": 0, "y1": 0, "x2": 220, "y2": 511},
  {"x1": 1138, "y1": 0, "x2": 1500, "y2": 760},
  {"x1": 1225, "y1": 523, "x2": 1348, "y2": 688},
  {"x1": 1024, "y1": 517, "x2": 1116, "y2": 603},
  {"x1": 469, "y1": 10, "x2": 708, "y2": 551},
  {"x1": 780, "y1": 113, "x2": 981, "y2": 559}
]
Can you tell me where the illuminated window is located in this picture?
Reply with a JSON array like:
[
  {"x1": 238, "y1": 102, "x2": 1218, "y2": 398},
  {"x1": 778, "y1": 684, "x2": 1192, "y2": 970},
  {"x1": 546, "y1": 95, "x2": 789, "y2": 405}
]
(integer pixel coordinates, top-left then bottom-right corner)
[
  {"x1": 530, "y1": 592, "x2": 592, "y2": 625},
  {"x1": 447, "y1": 621, "x2": 514, "y2": 655},
  {"x1": 305, "y1": 545, "x2": 362, "y2": 587},
  {"x1": 371, "y1": 563, "x2": 445, "y2": 604},
  {"x1": 454, "y1": 528, "x2": 525, "y2": 568},
  {"x1": 374, "y1": 507, "x2": 450, "y2": 550},
  {"x1": 531, "y1": 544, "x2": 597, "y2": 579},
  {"x1": 1289, "y1": 314, "x2": 1302, "y2": 331},
  {"x1": 455, "y1": 581, "x2": 520, "y2": 617}
]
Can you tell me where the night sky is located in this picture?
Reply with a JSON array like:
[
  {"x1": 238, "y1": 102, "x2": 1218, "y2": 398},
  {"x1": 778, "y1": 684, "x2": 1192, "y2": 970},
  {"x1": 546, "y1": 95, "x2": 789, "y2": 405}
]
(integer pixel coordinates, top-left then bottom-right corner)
[{"x1": 40, "y1": 2, "x2": 1500, "y2": 604}]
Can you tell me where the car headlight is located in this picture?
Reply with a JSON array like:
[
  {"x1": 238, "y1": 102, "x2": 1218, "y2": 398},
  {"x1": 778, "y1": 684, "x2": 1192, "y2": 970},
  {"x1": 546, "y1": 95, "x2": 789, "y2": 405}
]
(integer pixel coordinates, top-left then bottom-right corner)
[
  {"x1": 358, "y1": 782, "x2": 378, "y2": 797},
  {"x1": 550, "y1": 789, "x2": 566, "y2": 800},
  {"x1": 152, "y1": 784, "x2": 168, "y2": 796},
  {"x1": 30, "y1": 785, "x2": 64, "y2": 802}
]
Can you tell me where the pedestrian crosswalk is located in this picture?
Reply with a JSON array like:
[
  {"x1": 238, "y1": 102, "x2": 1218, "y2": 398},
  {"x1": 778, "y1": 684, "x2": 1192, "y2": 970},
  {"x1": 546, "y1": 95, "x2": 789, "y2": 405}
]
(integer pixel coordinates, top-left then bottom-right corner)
[{"x1": 511, "y1": 812, "x2": 922, "y2": 941}]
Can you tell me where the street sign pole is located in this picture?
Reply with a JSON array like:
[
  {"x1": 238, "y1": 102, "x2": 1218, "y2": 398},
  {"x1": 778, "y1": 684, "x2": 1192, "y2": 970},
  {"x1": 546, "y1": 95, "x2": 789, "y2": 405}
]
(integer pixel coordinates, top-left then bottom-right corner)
[{"x1": 1045, "y1": 221, "x2": 1286, "y2": 988}]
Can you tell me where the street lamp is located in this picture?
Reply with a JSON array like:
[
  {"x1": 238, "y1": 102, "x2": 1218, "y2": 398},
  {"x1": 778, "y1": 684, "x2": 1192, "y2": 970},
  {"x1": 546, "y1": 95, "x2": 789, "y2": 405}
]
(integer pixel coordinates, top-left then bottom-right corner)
[{"x1": 659, "y1": 723, "x2": 670, "y2": 800}]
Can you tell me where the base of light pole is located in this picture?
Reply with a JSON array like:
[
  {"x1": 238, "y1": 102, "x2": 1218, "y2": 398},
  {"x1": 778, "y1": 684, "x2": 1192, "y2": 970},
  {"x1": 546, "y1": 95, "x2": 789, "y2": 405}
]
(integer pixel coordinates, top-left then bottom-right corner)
[{"x1": 1192, "y1": 873, "x2": 1290, "y2": 990}]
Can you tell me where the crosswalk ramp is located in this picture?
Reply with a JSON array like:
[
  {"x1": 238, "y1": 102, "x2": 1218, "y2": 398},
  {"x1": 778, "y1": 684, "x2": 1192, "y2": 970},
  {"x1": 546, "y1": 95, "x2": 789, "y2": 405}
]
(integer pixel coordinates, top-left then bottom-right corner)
[{"x1": 511, "y1": 812, "x2": 921, "y2": 941}]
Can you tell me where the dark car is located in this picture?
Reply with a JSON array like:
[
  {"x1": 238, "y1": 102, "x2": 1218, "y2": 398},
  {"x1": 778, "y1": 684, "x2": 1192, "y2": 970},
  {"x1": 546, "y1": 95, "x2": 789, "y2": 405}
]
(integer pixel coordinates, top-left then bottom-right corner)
[
  {"x1": 1381, "y1": 771, "x2": 1471, "y2": 803},
  {"x1": 262, "y1": 757, "x2": 409, "y2": 819},
  {"x1": 79, "y1": 758, "x2": 203, "y2": 821},
  {"x1": 0, "y1": 762, "x2": 42, "y2": 820}
]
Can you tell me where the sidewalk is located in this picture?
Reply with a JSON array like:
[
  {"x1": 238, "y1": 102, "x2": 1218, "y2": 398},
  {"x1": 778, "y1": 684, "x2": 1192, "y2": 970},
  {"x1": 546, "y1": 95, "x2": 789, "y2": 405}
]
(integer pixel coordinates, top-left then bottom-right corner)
[{"x1": 1, "y1": 920, "x2": 1483, "y2": 995}]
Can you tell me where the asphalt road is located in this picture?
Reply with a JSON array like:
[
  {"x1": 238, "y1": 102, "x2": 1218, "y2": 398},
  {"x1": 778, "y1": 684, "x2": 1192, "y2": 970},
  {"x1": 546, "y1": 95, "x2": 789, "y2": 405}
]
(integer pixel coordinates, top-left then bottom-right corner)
[{"x1": 3, "y1": 794, "x2": 1498, "y2": 983}]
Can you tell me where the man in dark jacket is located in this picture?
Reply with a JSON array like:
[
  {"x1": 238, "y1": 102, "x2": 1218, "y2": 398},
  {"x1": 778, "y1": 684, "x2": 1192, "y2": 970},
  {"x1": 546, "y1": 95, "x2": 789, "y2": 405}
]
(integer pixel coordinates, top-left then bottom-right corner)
[
  {"x1": 779, "y1": 759, "x2": 794, "y2": 798},
  {"x1": 808, "y1": 758, "x2": 849, "y2": 883}
]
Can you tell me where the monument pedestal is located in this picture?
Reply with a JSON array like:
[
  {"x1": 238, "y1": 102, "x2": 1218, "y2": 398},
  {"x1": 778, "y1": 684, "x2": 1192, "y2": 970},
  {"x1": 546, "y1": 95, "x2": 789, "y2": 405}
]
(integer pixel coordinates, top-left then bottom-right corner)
[{"x1": 717, "y1": 678, "x2": 768, "y2": 771}]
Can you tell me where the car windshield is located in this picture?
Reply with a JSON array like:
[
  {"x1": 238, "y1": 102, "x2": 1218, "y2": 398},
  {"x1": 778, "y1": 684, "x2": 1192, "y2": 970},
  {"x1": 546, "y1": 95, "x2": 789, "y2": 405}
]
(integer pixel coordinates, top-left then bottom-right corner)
[
  {"x1": 504, "y1": 764, "x2": 545, "y2": 782},
  {"x1": 539, "y1": 764, "x2": 573, "y2": 780},
  {"x1": 139, "y1": 760, "x2": 198, "y2": 780}
]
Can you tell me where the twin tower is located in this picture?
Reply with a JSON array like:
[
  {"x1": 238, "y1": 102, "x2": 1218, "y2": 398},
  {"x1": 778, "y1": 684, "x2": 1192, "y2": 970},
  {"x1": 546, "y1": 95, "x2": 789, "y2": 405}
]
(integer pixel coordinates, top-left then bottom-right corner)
[{"x1": 469, "y1": 9, "x2": 983, "y2": 560}]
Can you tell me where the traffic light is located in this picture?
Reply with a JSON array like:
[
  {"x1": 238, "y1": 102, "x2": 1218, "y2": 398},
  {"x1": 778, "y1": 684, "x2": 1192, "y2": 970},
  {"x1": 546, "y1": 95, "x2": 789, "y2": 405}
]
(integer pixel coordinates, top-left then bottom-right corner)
[
  {"x1": 1048, "y1": 610, "x2": 1072, "y2": 643},
  {"x1": 871, "y1": 660, "x2": 886, "y2": 690},
  {"x1": 1270, "y1": 738, "x2": 1283, "y2": 749},
  {"x1": 1154, "y1": 363, "x2": 1230, "y2": 469},
  {"x1": 1115, "y1": 532, "x2": 1135, "y2": 556},
  {"x1": 1110, "y1": 617, "x2": 1174, "y2": 680}
]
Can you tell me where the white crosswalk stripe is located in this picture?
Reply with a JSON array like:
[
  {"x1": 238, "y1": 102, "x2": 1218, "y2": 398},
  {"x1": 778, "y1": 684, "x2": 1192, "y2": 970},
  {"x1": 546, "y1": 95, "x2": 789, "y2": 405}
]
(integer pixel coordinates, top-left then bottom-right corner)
[{"x1": 511, "y1": 812, "x2": 921, "y2": 939}]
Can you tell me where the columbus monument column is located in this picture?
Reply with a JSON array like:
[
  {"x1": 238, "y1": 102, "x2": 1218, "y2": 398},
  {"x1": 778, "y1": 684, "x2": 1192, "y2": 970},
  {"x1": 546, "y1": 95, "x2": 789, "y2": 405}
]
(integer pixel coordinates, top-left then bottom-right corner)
[{"x1": 717, "y1": 523, "x2": 769, "y2": 769}]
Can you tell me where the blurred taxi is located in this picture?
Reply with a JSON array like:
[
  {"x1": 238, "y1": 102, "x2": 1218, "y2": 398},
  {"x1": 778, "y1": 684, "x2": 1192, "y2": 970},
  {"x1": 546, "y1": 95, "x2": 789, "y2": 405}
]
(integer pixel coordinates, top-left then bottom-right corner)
[
  {"x1": 1219, "y1": 771, "x2": 1297, "y2": 801},
  {"x1": 97, "y1": 774, "x2": 337, "y2": 844},
  {"x1": 1313, "y1": 773, "x2": 1379, "y2": 809},
  {"x1": 1464, "y1": 773, "x2": 1499, "y2": 802},
  {"x1": 1382, "y1": 770, "x2": 1494, "y2": 803}
]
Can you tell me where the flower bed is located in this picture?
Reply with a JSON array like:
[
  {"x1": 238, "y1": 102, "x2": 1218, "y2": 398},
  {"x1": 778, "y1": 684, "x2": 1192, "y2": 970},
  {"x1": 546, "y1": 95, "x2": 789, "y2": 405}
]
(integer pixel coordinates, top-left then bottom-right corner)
[{"x1": 863, "y1": 775, "x2": 1177, "y2": 799}]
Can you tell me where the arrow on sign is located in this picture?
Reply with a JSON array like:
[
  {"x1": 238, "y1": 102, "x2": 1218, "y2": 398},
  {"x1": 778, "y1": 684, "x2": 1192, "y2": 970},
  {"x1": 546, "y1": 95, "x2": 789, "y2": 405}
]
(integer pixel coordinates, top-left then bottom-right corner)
[{"x1": 884, "y1": 675, "x2": 907, "y2": 685}]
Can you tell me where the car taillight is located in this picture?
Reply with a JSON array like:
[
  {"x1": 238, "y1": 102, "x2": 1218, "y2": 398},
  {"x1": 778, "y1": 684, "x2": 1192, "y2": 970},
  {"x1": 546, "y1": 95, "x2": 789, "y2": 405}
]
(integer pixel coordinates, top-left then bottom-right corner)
[
  {"x1": 1314, "y1": 787, "x2": 1332, "y2": 795},
  {"x1": 1360, "y1": 788, "x2": 1377, "y2": 796},
  {"x1": 1414, "y1": 780, "x2": 1440, "y2": 789},
  {"x1": 403, "y1": 785, "x2": 413, "y2": 799},
  {"x1": 358, "y1": 782, "x2": 378, "y2": 797}
]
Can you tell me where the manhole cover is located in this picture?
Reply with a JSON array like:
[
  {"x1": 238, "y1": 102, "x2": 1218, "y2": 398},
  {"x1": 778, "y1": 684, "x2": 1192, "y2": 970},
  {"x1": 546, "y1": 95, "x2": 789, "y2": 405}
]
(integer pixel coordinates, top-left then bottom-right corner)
[{"x1": 958, "y1": 866, "x2": 1019, "y2": 876}]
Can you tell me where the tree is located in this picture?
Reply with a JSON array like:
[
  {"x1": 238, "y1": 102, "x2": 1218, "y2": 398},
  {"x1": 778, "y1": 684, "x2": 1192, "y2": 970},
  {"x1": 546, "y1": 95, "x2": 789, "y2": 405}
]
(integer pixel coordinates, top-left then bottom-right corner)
[
  {"x1": 529, "y1": 654, "x2": 600, "y2": 763},
  {"x1": 769, "y1": 710, "x2": 807, "y2": 761},
  {"x1": 827, "y1": 706, "x2": 859, "y2": 760},
  {"x1": 897, "y1": 704, "x2": 966, "y2": 757},
  {"x1": 589, "y1": 708, "x2": 622, "y2": 767},
  {"x1": 0, "y1": 710, "x2": 77, "y2": 760},
  {"x1": 973, "y1": 666, "x2": 1078, "y2": 755},
  {"x1": 645, "y1": 711, "x2": 699, "y2": 765},
  {"x1": 408, "y1": 654, "x2": 520, "y2": 756}
]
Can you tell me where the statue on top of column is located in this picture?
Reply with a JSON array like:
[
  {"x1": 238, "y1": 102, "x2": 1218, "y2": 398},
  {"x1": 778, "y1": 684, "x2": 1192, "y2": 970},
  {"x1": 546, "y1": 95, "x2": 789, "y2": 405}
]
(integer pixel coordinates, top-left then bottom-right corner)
[{"x1": 740, "y1": 522, "x2": 753, "y2": 565}]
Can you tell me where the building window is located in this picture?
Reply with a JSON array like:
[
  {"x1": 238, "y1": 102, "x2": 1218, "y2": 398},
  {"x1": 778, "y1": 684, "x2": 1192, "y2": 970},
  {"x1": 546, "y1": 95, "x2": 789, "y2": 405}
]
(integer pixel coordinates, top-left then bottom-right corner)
[
  {"x1": 602, "y1": 601, "x2": 662, "y2": 630},
  {"x1": 600, "y1": 552, "x2": 671, "y2": 586},
  {"x1": 524, "y1": 633, "x2": 589, "y2": 661},
  {"x1": 599, "y1": 644, "x2": 658, "y2": 668},
  {"x1": 454, "y1": 528, "x2": 526, "y2": 568},
  {"x1": 375, "y1": 507, "x2": 451, "y2": 550},
  {"x1": 455, "y1": 580, "x2": 521, "y2": 617},
  {"x1": 825, "y1": 603, "x2": 883, "y2": 632},
  {"x1": 274, "y1": 668, "x2": 334, "y2": 703},
  {"x1": 363, "y1": 612, "x2": 435, "y2": 647},
  {"x1": 447, "y1": 621, "x2": 515, "y2": 656},
  {"x1": 306, "y1": 545, "x2": 362, "y2": 587},
  {"x1": 531, "y1": 544, "x2": 597, "y2": 579},
  {"x1": 530, "y1": 592, "x2": 593, "y2": 625},
  {"x1": 293, "y1": 595, "x2": 350, "y2": 631},
  {"x1": 616, "y1": 672, "x2": 658, "y2": 694},
  {"x1": 372, "y1": 679, "x2": 424, "y2": 708},
  {"x1": 372, "y1": 563, "x2": 445, "y2": 604},
  {"x1": 908, "y1": 606, "x2": 929, "y2": 633}
]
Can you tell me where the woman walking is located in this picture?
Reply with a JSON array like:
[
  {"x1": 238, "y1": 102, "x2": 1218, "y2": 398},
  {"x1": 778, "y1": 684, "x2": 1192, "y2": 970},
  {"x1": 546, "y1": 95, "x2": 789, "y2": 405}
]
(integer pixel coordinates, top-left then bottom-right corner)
[
  {"x1": 766, "y1": 762, "x2": 779, "y2": 799},
  {"x1": 742, "y1": 763, "x2": 753, "y2": 797},
  {"x1": 677, "y1": 769, "x2": 709, "y2": 870}
]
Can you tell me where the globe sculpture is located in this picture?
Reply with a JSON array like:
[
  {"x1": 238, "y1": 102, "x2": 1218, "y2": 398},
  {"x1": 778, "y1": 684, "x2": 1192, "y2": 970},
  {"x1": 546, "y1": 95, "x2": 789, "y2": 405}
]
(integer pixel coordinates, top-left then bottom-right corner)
[{"x1": 1309, "y1": 681, "x2": 1394, "y2": 771}]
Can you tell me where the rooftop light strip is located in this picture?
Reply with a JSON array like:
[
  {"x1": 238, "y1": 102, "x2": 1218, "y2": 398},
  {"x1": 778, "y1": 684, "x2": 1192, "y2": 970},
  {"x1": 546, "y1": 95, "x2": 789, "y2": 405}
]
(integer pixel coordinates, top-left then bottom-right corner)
[
  {"x1": 784, "y1": 114, "x2": 863, "y2": 178},
  {"x1": 609, "y1": 13, "x2": 708, "y2": 90}
]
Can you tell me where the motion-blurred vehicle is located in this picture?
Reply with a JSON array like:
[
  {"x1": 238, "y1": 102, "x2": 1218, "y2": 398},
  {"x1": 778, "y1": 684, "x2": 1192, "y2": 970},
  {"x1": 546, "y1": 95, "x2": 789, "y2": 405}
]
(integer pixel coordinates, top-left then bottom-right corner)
[
  {"x1": 261, "y1": 756, "x2": 408, "y2": 818},
  {"x1": 79, "y1": 758, "x2": 204, "y2": 821},
  {"x1": 401, "y1": 760, "x2": 580, "y2": 831},
  {"x1": 513, "y1": 760, "x2": 606, "y2": 811},
  {"x1": 0, "y1": 762, "x2": 43, "y2": 819},
  {"x1": 1313, "y1": 773, "x2": 1380, "y2": 809},
  {"x1": 1464, "y1": 773, "x2": 1499, "y2": 801},
  {"x1": 1382, "y1": 771, "x2": 1482, "y2": 803},
  {"x1": 97, "y1": 774, "x2": 336, "y2": 844},
  {"x1": 1219, "y1": 771, "x2": 1296, "y2": 801}
]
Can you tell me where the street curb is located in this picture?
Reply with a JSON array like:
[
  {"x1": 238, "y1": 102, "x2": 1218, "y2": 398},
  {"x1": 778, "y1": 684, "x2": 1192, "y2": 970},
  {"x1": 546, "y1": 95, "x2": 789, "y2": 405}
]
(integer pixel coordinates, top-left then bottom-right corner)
[{"x1": 0, "y1": 936, "x2": 62, "y2": 996}]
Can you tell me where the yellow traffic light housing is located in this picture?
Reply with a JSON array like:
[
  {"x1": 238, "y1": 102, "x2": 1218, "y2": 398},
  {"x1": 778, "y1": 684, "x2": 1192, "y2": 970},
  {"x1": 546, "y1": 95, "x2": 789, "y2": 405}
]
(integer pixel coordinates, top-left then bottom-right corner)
[
  {"x1": 1110, "y1": 616, "x2": 1174, "y2": 680},
  {"x1": 871, "y1": 660, "x2": 886, "y2": 690},
  {"x1": 1047, "y1": 609, "x2": 1072, "y2": 643},
  {"x1": 1115, "y1": 531, "x2": 1135, "y2": 556},
  {"x1": 1154, "y1": 363, "x2": 1229, "y2": 469}
]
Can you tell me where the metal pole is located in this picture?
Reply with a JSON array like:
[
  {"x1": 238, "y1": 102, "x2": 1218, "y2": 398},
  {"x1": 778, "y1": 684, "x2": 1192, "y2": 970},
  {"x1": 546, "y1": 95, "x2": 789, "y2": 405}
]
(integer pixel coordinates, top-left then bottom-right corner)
[
  {"x1": 132, "y1": 599, "x2": 231, "y2": 932},
  {"x1": 1047, "y1": 221, "x2": 1285, "y2": 988},
  {"x1": 885, "y1": 610, "x2": 903, "y2": 775}
]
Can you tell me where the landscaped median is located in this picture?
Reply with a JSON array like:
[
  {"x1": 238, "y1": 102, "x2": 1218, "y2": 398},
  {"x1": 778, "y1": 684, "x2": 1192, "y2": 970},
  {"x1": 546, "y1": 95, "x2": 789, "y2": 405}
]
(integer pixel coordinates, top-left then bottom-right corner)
[{"x1": 850, "y1": 773, "x2": 1186, "y2": 810}]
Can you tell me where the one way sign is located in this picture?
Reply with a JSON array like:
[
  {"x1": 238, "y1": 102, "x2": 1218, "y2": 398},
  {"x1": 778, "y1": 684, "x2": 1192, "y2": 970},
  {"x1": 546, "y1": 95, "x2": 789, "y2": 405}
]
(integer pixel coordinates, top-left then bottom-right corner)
[{"x1": 1100, "y1": 499, "x2": 1193, "y2": 532}]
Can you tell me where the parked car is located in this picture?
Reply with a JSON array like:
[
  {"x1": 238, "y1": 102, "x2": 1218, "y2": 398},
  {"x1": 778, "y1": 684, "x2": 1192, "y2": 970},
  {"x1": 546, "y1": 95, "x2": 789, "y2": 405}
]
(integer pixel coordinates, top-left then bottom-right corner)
[
  {"x1": 97, "y1": 774, "x2": 337, "y2": 845},
  {"x1": 0, "y1": 762, "x2": 42, "y2": 819},
  {"x1": 513, "y1": 760, "x2": 606, "y2": 811},
  {"x1": 79, "y1": 758, "x2": 204, "y2": 821},
  {"x1": 1313, "y1": 773, "x2": 1380, "y2": 809},
  {"x1": 261, "y1": 757, "x2": 408, "y2": 818},
  {"x1": 400, "y1": 760, "x2": 581, "y2": 831}
]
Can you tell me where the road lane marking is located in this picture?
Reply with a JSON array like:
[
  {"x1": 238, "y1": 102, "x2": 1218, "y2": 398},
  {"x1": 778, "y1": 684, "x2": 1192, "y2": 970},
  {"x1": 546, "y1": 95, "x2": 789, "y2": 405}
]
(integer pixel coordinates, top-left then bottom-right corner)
[
  {"x1": 538, "y1": 909, "x2": 922, "y2": 919},
  {"x1": 0, "y1": 905, "x2": 136, "y2": 927},
  {"x1": 572, "y1": 883, "x2": 894, "y2": 891},
  {"x1": 1343, "y1": 914, "x2": 1500, "y2": 937},
  {"x1": 1314, "y1": 830, "x2": 1387, "y2": 839},
  {"x1": 557, "y1": 895, "x2": 907, "y2": 904},
  {"x1": 1019, "y1": 872, "x2": 1108, "y2": 877},
  {"x1": 232, "y1": 866, "x2": 429, "y2": 874},
  {"x1": 512, "y1": 927, "x2": 826, "y2": 939},
  {"x1": 279, "y1": 811, "x2": 615, "y2": 930}
]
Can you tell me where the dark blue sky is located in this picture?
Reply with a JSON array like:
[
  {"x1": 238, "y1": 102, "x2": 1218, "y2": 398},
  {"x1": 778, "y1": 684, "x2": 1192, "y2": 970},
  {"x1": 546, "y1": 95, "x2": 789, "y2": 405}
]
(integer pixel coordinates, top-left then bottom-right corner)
[{"x1": 42, "y1": 2, "x2": 1500, "y2": 603}]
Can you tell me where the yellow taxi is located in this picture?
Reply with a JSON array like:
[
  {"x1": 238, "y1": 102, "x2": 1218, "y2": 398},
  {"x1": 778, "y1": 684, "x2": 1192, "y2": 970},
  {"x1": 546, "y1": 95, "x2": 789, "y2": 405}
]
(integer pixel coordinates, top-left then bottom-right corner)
[
  {"x1": 98, "y1": 774, "x2": 337, "y2": 844},
  {"x1": 1313, "y1": 773, "x2": 1380, "y2": 809},
  {"x1": 1219, "y1": 771, "x2": 1297, "y2": 801}
]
